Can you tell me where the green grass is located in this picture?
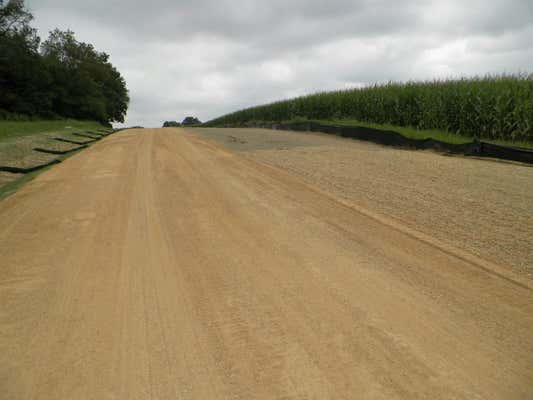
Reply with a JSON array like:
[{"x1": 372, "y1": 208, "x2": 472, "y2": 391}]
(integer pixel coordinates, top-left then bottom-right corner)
[
  {"x1": 0, "y1": 119, "x2": 109, "y2": 142},
  {"x1": 315, "y1": 119, "x2": 473, "y2": 144},
  {"x1": 0, "y1": 168, "x2": 46, "y2": 201},
  {"x1": 0, "y1": 146, "x2": 90, "y2": 202},
  {"x1": 204, "y1": 115, "x2": 528, "y2": 148},
  {"x1": 233, "y1": 118, "x2": 533, "y2": 149},
  {"x1": 206, "y1": 74, "x2": 533, "y2": 143},
  {"x1": 0, "y1": 119, "x2": 110, "y2": 201},
  {"x1": 322, "y1": 119, "x2": 533, "y2": 149}
]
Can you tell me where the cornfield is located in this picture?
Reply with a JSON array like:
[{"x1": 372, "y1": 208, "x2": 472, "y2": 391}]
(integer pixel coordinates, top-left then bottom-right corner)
[{"x1": 207, "y1": 74, "x2": 533, "y2": 142}]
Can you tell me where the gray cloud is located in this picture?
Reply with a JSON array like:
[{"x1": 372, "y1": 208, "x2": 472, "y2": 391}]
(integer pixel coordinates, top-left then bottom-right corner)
[{"x1": 27, "y1": 0, "x2": 533, "y2": 127}]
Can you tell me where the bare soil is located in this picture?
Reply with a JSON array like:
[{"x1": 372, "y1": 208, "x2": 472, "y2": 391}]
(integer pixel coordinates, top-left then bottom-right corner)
[
  {"x1": 191, "y1": 127, "x2": 533, "y2": 276},
  {"x1": 1, "y1": 128, "x2": 532, "y2": 399}
]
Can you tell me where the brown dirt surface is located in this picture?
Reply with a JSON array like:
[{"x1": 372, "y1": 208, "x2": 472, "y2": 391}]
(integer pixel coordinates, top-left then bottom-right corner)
[
  {"x1": 1, "y1": 128, "x2": 532, "y2": 399},
  {"x1": 191, "y1": 127, "x2": 533, "y2": 277}
]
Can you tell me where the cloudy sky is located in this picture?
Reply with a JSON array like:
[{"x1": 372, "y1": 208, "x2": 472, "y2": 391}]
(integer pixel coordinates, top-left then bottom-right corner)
[{"x1": 27, "y1": 0, "x2": 533, "y2": 127}]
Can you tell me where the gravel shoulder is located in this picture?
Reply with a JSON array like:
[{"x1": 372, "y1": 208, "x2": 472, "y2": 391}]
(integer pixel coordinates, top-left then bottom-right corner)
[{"x1": 190, "y1": 127, "x2": 533, "y2": 277}]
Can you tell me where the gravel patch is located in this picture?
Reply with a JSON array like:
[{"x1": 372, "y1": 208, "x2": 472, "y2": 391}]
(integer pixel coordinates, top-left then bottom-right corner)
[{"x1": 190, "y1": 127, "x2": 533, "y2": 276}]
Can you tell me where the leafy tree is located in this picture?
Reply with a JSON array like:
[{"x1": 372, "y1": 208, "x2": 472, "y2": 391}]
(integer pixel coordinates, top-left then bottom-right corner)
[
  {"x1": 181, "y1": 116, "x2": 201, "y2": 126},
  {"x1": 163, "y1": 121, "x2": 181, "y2": 127},
  {"x1": 41, "y1": 29, "x2": 129, "y2": 123},
  {"x1": 0, "y1": 0, "x2": 51, "y2": 117},
  {"x1": 101, "y1": 66, "x2": 129, "y2": 123},
  {"x1": 0, "y1": 0, "x2": 129, "y2": 124},
  {"x1": 0, "y1": 0, "x2": 34, "y2": 39}
]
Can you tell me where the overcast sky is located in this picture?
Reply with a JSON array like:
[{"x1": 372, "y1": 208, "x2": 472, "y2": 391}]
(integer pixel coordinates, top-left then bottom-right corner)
[{"x1": 27, "y1": 0, "x2": 533, "y2": 127}]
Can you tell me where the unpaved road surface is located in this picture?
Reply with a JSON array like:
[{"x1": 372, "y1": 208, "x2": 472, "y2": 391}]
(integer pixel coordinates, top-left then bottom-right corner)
[
  {"x1": 1, "y1": 128, "x2": 532, "y2": 399},
  {"x1": 191, "y1": 127, "x2": 533, "y2": 276}
]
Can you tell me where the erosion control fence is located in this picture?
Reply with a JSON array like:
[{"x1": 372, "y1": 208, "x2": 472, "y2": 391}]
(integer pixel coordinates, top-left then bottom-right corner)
[
  {"x1": 0, "y1": 159, "x2": 61, "y2": 174},
  {"x1": 33, "y1": 144, "x2": 88, "y2": 155},
  {"x1": 243, "y1": 121, "x2": 533, "y2": 164},
  {"x1": 0, "y1": 130, "x2": 116, "y2": 176}
]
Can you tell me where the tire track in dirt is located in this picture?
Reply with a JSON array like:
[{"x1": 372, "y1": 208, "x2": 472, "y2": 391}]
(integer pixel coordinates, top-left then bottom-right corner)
[{"x1": 0, "y1": 128, "x2": 532, "y2": 399}]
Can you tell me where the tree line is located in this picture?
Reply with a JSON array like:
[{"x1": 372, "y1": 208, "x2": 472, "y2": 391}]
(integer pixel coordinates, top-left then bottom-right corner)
[
  {"x1": 0, "y1": 0, "x2": 129, "y2": 125},
  {"x1": 163, "y1": 117, "x2": 201, "y2": 127}
]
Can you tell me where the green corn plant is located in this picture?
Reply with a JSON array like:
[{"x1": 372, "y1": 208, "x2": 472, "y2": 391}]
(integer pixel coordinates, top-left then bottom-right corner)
[{"x1": 206, "y1": 73, "x2": 533, "y2": 144}]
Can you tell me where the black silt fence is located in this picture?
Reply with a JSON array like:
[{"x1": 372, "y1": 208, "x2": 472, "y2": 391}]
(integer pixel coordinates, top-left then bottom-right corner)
[{"x1": 246, "y1": 122, "x2": 533, "y2": 164}]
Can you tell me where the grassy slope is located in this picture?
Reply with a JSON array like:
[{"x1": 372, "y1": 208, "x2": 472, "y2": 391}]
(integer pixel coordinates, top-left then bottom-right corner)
[
  {"x1": 0, "y1": 119, "x2": 108, "y2": 142},
  {"x1": 0, "y1": 119, "x2": 109, "y2": 201},
  {"x1": 0, "y1": 167, "x2": 49, "y2": 201},
  {"x1": 0, "y1": 148, "x2": 90, "y2": 201}
]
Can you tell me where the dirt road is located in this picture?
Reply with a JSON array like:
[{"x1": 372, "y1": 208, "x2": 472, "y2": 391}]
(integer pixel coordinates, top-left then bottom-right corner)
[
  {"x1": 1, "y1": 128, "x2": 532, "y2": 399},
  {"x1": 191, "y1": 127, "x2": 533, "y2": 275}
]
